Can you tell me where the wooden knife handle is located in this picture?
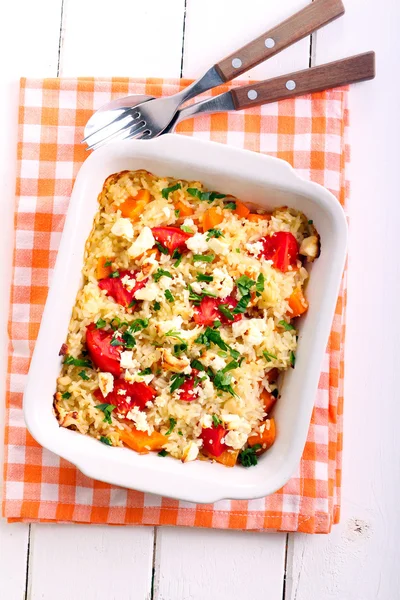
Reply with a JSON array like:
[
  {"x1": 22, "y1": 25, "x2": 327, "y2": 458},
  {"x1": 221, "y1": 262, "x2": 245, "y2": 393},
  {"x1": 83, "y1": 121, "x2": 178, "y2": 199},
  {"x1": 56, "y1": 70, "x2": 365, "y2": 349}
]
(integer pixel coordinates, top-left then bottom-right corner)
[
  {"x1": 230, "y1": 52, "x2": 376, "y2": 110},
  {"x1": 214, "y1": 0, "x2": 345, "y2": 82}
]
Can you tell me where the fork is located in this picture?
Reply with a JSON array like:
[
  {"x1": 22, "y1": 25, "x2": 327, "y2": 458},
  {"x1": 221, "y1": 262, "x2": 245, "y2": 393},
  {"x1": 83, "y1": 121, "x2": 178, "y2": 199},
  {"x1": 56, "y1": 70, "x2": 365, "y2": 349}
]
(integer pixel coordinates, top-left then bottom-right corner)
[{"x1": 83, "y1": 0, "x2": 345, "y2": 151}]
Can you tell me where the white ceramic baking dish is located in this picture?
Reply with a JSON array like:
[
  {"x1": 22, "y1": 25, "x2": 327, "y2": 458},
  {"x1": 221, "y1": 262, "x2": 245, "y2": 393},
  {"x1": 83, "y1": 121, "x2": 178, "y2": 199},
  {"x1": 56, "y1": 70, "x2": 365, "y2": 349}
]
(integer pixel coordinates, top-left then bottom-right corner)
[{"x1": 23, "y1": 135, "x2": 347, "y2": 503}]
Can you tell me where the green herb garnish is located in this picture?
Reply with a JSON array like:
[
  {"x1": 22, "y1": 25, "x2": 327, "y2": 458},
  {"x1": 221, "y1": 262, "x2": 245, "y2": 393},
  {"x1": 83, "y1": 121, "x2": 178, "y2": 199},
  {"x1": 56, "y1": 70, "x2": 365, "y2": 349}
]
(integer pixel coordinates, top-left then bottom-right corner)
[
  {"x1": 263, "y1": 350, "x2": 277, "y2": 361},
  {"x1": 153, "y1": 268, "x2": 173, "y2": 282},
  {"x1": 212, "y1": 414, "x2": 222, "y2": 427},
  {"x1": 165, "y1": 330, "x2": 186, "y2": 343},
  {"x1": 104, "y1": 260, "x2": 112, "y2": 267},
  {"x1": 61, "y1": 391, "x2": 71, "y2": 399},
  {"x1": 308, "y1": 219, "x2": 313, "y2": 225},
  {"x1": 256, "y1": 273, "x2": 265, "y2": 296},
  {"x1": 206, "y1": 228, "x2": 224, "y2": 240},
  {"x1": 187, "y1": 188, "x2": 226, "y2": 203},
  {"x1": 110, "y1": 337, "x2": 124, "y2": 347},
  {"x1": 170, "y1": 373, "x2": 185, "y2": 393},
  {"x1": 193, "y1": 254, "x2": 214, "y2": 263},
  {"x1": 95, "y1": 318, "x2": 107, "y2": 329},
  {"x1": 191, "y1": 359, "x2": 205, "y2": 371},
  {"x1": 237, "y1": 275, "x2": 256, "y2": 296},
  {"x1": 108, "y1": 270, "x2": 120, "y2": 278},
  {"x1": 173, "y1": 342, "x2": 188, "y2": 357},
  {"x1": 138, "y1": 367, "x2": 152, "y2": 376},
  {"x1": 165, "y1": 417, "x2": 177, "y2": 435},
  {"x1": 279, "y1": 320, "x2": 295, "y2": 331},
  {"x1": 175, "y1": 209, "x2": 180, "y2": 218},
  {"x1": 197, "y1": 273, "x2": 213, "y2": 282},
  {"x1": 178, "y1": 430, "x2": 183, "y2": 436},
  {"x1": 158, "y1": 449, "x2": 168, "y2": 457},
  {"x1": 224, "y1": 202, "x2": 237, "y2": 210},
  {"x1": 155, "y1": 241, "x2": 169, "y2": 255},
  {"x1": 212, "y1": 371, "x2": 238, "y2": 397},
  {"x1": 218, "y1": 304, "x2": 234, "y2": 321},
  {"x1": 232, "y1": 295, "x2": 250, "y2": 314},
  {"x1": 122, "y1": 330, "x2": 136, "y2": 349},
  {"x1": 64, "y1": 355, "x2": 92, "y2": 368},
  {"x1": 162, "y1": 183, "x2": 181, "y2": 199},
  {"x1": 153, "y1": 301, "x2": 161, "y2": 311},
  {"x1": 95, "y1": 403, "x2": 116, "y2": 425},
  {"x1": 181, "y1": 225, "x2": 193, "y2": 233},
  {"x1": 172, "y1": 249, "x2": 182, "y2": 267},
  {"x1": 239, "y1": 445, "x2": 261, "y2": 467},
  {"x1": 213, "y1": 319, "x2": 222, "y2": 328},
  {"x1": 100, "y1": 436, "x2": 112, "y2": 446},
  {"x1": 290, "y1": 351, "x2": 296, "y2": 367},
  {"x1": 164, "y1": 290, "x2": 174, "y2": 303},
  {"x1": 129, "y1": 318, "x2": 149, "y2": 333},
  {"x1": 78, "y1": 370, "x2": 90, "y2": 381},
  {"x1": 235, "y1": 248, "x2": 241, "y2": 253}
]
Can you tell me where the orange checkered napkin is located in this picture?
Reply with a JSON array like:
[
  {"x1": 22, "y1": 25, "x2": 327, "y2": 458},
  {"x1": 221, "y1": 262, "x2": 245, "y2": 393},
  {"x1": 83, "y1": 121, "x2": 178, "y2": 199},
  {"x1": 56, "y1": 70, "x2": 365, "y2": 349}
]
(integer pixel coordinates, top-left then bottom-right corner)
[{"x1": 3, "y1": 77, "x2": 348, "y2": 533}]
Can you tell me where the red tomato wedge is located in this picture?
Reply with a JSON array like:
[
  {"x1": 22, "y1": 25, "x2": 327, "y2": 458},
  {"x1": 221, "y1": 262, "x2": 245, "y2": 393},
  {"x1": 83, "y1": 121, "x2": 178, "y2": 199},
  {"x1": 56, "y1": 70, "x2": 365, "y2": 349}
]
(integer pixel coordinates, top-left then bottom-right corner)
[
  {"x1": 200, "y1": 425, "x2": 228, "y2": 457},
  {"x1": 259, "y1": 232, "x2": 299, "y2": 272},
  {"x1": 151, "y1": 226, "x2": 192, "y2": 254},
  {"x1": 98, "y1": 270, "x2": 147, "y2": 308},
  {"x1": 86, "y1": 324, "x2": 122, "y2": 377},
  {"x1": 94, "y1": 379, "x2": 156, "y2": 415},
  {"x1": 193, "y1": 294, "x2": 243, "y2": 327},
  {"x1": 178, "y1": 369, "x2": 199, "y2": 402}
]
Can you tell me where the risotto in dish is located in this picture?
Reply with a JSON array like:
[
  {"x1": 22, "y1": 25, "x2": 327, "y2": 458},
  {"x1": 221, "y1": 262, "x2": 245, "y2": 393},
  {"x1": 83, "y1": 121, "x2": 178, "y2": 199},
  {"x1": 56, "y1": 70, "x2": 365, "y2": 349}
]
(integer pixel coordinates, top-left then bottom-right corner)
[{"x1": 54, "y1": 170, "x2": 320, "y2": 468}]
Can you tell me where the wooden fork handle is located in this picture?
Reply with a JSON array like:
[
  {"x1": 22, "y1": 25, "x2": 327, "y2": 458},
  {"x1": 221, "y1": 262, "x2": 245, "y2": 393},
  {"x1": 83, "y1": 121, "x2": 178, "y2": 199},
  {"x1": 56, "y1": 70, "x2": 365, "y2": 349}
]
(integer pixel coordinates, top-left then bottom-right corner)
[
  {"x1": 230, "y1": 52, "x2": 376, "y2": 109},
  {"x1": 214, "y1": 0, "x2": 345, "y2": 82}
]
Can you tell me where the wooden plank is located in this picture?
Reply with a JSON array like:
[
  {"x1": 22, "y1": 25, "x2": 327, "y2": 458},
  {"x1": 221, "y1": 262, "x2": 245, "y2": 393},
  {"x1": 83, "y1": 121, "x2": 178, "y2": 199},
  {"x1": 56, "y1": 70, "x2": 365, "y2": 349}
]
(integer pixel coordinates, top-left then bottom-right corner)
[
  {"x1": 29, "y1": 525, "x2": 155, "y2": 600},
  {"x1": 60, "y1": 0, "x2": 187, "y2": 77},
  {"x1": 182, "y1": 0, "x2": 314, "y2": 80},
  {"x1": 0, "y1": 1, "x2": 62, "y2": 599},
  {"x1": 154, "y1": 527, "x2": 286, "y2": 600},
  {"x1": 286, "y1": 0, "x2": 400, "y2": 598}
]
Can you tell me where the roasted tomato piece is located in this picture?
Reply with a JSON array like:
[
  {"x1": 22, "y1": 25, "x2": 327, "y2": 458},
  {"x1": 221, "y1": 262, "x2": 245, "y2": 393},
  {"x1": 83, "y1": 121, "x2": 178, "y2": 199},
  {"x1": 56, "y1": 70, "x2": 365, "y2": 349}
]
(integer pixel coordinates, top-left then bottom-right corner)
[
  {"x1": 86, "y1": 324, "x2": 122, "y2": 376},
  {"x1": 151, "y1": 226, "x2": 192, "y2": 254},
  {"x1": 94, "y1": 379, "x2": 156, "y2": 415},
  {"x1": 193, "y1": 294, "x2": 243, "y2": 326},
  {"x1": 259, "y1": 232, "x2": 299, "y2": 272},
  {"x1": 200, "y1": 424, "x2": 228, "y2": 457},
  {"x1": 98, "y1": 269, "x2": 147, "y2": 308},
  {"x1": 178, "y1": 369, "x2": 199, "y2": 402}
]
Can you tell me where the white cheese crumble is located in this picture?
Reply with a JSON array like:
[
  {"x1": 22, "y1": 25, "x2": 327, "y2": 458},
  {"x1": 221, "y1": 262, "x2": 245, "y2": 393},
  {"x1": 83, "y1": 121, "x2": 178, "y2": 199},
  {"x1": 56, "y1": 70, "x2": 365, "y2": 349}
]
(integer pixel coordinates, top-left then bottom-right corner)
[
  {"x1": 120, "y1": 351, "x2": 140, "y2": 370},
  {"x1": 126, "y1": 406, "x2": 150, "y2": 432},
  {"x1": 182, "y1": 440, "x2": 199, "y2": 463},
  {"x1": 127, "y1": 226, "x2": 155, "y2": 258},
  {"x1": 121, "y1": 274, "x2": 136, "y2": 291},
  {"x1": 98, "y1": 372, "x2": 113, "y2": 397},
  {"x1": 186, "y1": 232, "x2": 209, "y2": 253},
  {"x1": 200, "y1": 414, "x2": 213, "y2": 428},
  {"x1": 207, "y1": 237, "x2": 230, "y2": 256},
  {"x1": 157, "y1": 316, "x2": 183, "y2": 334},
  {"x1": 111, "y1": 217, "x2": 134, "y2": 240},
  {"x1": 245, "y1": 241, "x2": 263, "y2": 256},
  {"x1": 210, "y1": 355, "x2": 226, "y2": 371},
  {"x1": 224, "y1": 430, "x2": 248, "y2": 450}
]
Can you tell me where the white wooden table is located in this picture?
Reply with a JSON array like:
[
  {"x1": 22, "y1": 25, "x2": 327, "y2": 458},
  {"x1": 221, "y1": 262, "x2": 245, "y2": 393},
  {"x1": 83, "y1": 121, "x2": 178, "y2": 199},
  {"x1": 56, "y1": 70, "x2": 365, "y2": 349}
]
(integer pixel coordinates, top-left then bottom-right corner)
[{"x1": 1, "y1": 1, "x2": 399, "y2": 598}]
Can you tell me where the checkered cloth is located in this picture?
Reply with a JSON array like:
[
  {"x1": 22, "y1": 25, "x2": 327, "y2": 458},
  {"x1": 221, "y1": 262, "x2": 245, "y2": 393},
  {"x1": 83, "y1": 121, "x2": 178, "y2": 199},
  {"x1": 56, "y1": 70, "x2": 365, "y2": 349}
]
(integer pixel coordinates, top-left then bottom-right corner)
[{"x1": 3, "y1": 77, "x2": 348, "y2": 532}]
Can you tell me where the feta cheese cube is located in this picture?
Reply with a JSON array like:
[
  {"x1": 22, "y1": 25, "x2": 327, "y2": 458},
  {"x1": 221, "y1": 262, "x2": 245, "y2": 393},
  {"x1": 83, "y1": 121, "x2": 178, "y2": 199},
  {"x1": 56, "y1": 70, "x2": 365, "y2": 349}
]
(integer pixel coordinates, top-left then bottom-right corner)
[
  {"x1": 128, "y1": 226, "x2": 155, "y2": 258},
  {"x1": 120, "y1": 351, "x2": 139, "y2": 370},
  {"x1": 98, "y1": 372, "x2": 114, "y2": 397},
  {"x1": 208, "y1": 237, "x2": 229, "y2": 256},
  {"x1": 186, "y1": 232, "x2": 209, "y2": 253},
  {"x1": 111, "y1": 217, "x2": 134, "y2": 240},
  {"x1": 224, "y1": 430, "x2": 247, "y2": 450},
  {"x1": 134, "y1": 281, "x2": 159, "y2": 301},
  {"x1": 182, "y1": 441, "x2": 199, "y2": 463}
]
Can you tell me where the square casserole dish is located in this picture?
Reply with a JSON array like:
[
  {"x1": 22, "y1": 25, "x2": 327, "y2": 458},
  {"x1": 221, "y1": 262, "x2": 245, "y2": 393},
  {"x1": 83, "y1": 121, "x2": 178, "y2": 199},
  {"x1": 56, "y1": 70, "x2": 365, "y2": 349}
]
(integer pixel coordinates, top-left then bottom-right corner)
[{"x1": 23, "y1": 135, "x2": 347, "y2": 503}]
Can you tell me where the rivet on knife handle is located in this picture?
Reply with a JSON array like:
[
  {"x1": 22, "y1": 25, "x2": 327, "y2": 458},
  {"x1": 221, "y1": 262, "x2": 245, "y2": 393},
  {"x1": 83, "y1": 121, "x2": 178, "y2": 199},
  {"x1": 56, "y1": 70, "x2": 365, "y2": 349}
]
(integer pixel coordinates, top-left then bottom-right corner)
[
  {"x1": 230, "y1": 52, "x2": 376, "y2": 110},
  {"x1": 214, "y1": 0, "x2": 345, "y2": 82}
]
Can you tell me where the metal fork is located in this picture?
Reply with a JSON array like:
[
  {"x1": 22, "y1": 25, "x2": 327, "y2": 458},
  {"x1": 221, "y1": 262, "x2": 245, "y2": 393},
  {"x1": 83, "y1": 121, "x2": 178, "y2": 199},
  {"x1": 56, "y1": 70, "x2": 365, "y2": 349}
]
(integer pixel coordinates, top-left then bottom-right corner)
[{"x1": 83, "y1": 0, "x2": 345, "y2": 151}]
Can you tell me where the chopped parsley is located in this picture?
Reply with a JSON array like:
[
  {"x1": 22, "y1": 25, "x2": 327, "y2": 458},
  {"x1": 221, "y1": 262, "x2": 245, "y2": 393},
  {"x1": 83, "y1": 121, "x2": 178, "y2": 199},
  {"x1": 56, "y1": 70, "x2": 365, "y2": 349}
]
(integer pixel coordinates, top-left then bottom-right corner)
[
  {"x1": 153, "y1": 301, "x2": 161, "y2": 311},
  {"x1": 229, "y1": 347, "x2": 240, "y2": 360},
  {"x1": 181, "y1": 225, "x2": 193, "y2": 233},
  {"x1": 172, "y1": 249, "x2": 183, "y2": 267},
  {"x1": 178, "y1": 430, "x2": 183, "y2": 436},
  {"x1": 110, "y1": 317, "x2": 125, "y2": 330},
  {"x1": 121, "y1": 330, "x2": 136, "y2": 349},
  {"x1": 235, "y1": 248, "x2": 241, "y2": 253},
  {"x1": 218, "y1": 304, "x2": 234, "y2": 321},
  {"x1": 256, "y1": 273, "x2": 265, "y2": 296},
  {"x1": 232, "y1": 294, "x2": 250, "y2": 314},
  {"x1": 193, "y1": 254, "x2": 214, "y2": 263},
  {"x1": 290, "y1": 351, "x2": 296, "y2": 367},
  {"x1": 95, "y1": 318, "x2": 107, "y2": 329},
  {"x1": 212, "y1": 414, "x2": 222, "y2": 427},
  {"x1": 138, "y1": 367, "x2": 152, "y2": 376},
  {"x1": 197, "y1": 273, "x2": 213, "y2": 282},
  {"x1": 279, "y1": 320, "x2": 295, "y2": 331},
  {"x1": 95, "y1": 403, "x2": 116, "y2": 425},
  {"x1": 104, "y1": 260, "x2": 112, "y2": 267},
  {"x1": 308, "y1": 219, "x2": 313, "y2": 225},
  {"x1": 108, "y1": 270, "x2": 120, "y2": 278},
  {"x1": 175, "y1": 209, "x2": 180, "y2": 218},
  {"x1": 129, "y1": 318, "x2": 149, "y2": 333},
  {"x1": 61, "y1": 391, "x2": 71, "y2": 399},
  {"x1": 64, "y1": 355, "x2": 92, "y2": 368},
  {"x1": 110, "y1": 337, "x2": 124, "y2": 347},
  {"x1": 164, "y1": 289, "x2": 174, "y2": 303},
  {"x1": 153, "y1": 268, "x2": 173, "y2": 282},
  {"x1": 191, "y1": 359, "x2": 205, "y2": 371},
  {"x1": 213, "y1": 319, "x2": 222, "y2": 328},
  {"x1": 212, "y1": 371, "x2": 238, "y2": 397},
  {"x1": 165, "y1": 417, "x2": 177, "y2": 435},
  {"x1": 239, "y1": 445, "x2": 261, "y2": 467},
  {"x1": 155, "y1": 241, "x2": 169, "y2": 255},
  {"x1": 162, "y1": 183, "x2": 181, "y2": 199},
  {"x1": 170, "y1": 373, "x2": 185, "y2": 393},
  {"x1": 263, "y1": 350, "x2": 277, "y2": 361},
  {"x1": 158, "y1": 449, "x2": 168, "y2": 457},
  {"x1": 100, "y1": 436, "x2": 112, "y2": 446},
  {"x1": 224, "y1": 202, "x2": 237, "y2": 210},
  {"x1": 217, "y1": 351, "x2": 228, "y2": 358},
  {"x1": 187, "y1": 188, "x2": 226, "y2": 203},
  {"x1": 165, "y1": 330, "x2": 186, "y2": 344},
  {"x1": 237, "y1": 275, "x2": 256, "y2": 296},
  {"x1": 78, "y1": 370, "x2": 90, "y2": 381},
  {"x1": 206, "y1": 228, "x2": 224, "y2": 240},
  {"x1": 128, "y1": 299, "x2": 137, "y2": 309}
]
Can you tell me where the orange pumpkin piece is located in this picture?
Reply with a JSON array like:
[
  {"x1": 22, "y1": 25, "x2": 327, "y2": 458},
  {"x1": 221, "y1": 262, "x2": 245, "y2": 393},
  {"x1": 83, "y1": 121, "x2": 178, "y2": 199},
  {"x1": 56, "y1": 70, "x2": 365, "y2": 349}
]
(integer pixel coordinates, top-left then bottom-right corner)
[
  {"x1": 288, "y1": 288, "x2": 308, "y2": 318},
  {"x1": 233, "y1": 200, "x2": 250, "y2": 219},
  {"x1": 247, "y1": 213, "x2": 271, "y2": 222},
  {"x1": 207, "y1": 449, "x2": 239, "y2": 467},
  {"x1": 119, "y1": 429, "x2": 167, "y2": 454},
  {"x1": 261, "y1": 389, "x2": 277, "y2": 414},
  {"x1": 175, "y1": 200, "x2": 194, "y2": 217},
  {"x1": 96, "y1": 256, "x2": 112, "y2": 280},
  {"x1": 119, "y1": 189, "x2": 151, "y2": 221},
  {"x1": 248, "y1": 418, "x2": 276, "y2": 453},
  {"x1": 203, "y1": 207, "x2": 223, "y2": 231}
]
